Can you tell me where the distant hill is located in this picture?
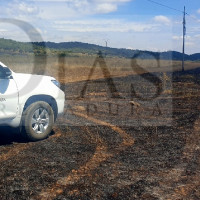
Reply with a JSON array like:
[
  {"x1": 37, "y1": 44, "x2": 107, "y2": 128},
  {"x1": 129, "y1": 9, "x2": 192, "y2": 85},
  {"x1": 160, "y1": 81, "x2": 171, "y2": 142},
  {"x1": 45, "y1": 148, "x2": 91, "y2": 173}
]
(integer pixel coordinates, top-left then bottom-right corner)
[{"x1": 0, "y1": 38, "x2": 199, "y2": 61}]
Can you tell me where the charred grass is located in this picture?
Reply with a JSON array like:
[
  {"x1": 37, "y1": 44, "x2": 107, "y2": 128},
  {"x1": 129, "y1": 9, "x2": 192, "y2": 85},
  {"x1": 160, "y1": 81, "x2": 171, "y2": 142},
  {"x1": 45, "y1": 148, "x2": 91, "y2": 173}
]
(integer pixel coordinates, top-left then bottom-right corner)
[{"x1": 0, "y1": 58, "x2": 200, "y2": 199}]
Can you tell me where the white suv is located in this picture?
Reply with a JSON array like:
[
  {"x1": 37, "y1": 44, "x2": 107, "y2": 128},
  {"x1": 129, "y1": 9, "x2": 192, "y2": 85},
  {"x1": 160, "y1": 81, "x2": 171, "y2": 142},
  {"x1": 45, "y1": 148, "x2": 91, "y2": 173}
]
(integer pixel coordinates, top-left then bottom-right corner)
[{"x1": 0, "y1": 62, "x2": 65, "y2": 141}]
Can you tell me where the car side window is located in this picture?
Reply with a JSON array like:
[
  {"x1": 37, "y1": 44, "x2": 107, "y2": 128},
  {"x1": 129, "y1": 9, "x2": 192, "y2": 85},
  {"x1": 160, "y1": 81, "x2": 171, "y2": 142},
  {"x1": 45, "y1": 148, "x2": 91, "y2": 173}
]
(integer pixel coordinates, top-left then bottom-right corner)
[
  {"x1": 0, "y1": 65, "x2": 11, "y2": 78},
  {"x1": 0, "y1": 66, "x2": 5, "y2": 77}
]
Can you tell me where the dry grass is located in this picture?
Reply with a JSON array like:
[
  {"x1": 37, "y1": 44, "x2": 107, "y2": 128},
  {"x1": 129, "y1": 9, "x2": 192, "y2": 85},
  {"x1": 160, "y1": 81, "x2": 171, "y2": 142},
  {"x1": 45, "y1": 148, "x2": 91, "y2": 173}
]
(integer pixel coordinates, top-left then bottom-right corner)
[{"x1": 1, "y1": 54, "x2": 200, "y2": 83}]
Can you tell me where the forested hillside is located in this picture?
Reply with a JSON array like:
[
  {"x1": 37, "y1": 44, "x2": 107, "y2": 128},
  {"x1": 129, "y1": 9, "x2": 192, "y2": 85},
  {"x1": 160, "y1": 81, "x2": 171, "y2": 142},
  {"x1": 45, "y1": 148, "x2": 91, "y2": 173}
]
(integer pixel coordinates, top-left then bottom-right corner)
[{"x1": 0, "y1": 38, "x2": 199, "y2": 61}]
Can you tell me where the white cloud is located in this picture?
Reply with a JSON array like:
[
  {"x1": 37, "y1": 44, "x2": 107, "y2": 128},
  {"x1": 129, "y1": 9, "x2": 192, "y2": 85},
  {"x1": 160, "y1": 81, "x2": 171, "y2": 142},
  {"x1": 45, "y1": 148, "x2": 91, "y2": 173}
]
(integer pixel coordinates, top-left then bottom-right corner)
[
  {"x1": 31, "y1": 0, "x2": 132, "y2": 16},
  {"x1": 7, "y1": 1, "x2": 39, "y2": 15},
  {"x1": 32, "y1": 0, "x2": 67, "y2": 1},
  {"x1": 32, "y1": 0, "x2": 130, "y2": 2},
  {"x1": 4, "y1": 0, "x2": 134, "y2": 22},
  {"x1": 172, "y1": 35, "x2": 192, "y2": 41},
  {"x1": 96, "y1": 3, "x2": 117, "y2": 13},
  {"x1": 0, "y1": 23, "x2": 31, "y2": 42},
  {"x1": 18, "y1": 2, "x2": 39, "y2": 14},
  {"x1": 197, "y1": 9, "x2": 200, "y2": 14},
  {"x1": 195, "y1": 34, "x2": 200, "y2": 38},
  {"x1": 186, "y1": 42, "x2": 195, "y2": 47},
  {"x1": 172, "y1": 36, "x2": 180, "y2": 40},
  {"x1": 153, "y1": 15, "x2": 171, "y2": 25},
  {"x1": 0, "y1": 29, "x2": 8, "y2": 32},
  {"x1": 53, "y1": 19, "x2": 158, "y2": 33}
]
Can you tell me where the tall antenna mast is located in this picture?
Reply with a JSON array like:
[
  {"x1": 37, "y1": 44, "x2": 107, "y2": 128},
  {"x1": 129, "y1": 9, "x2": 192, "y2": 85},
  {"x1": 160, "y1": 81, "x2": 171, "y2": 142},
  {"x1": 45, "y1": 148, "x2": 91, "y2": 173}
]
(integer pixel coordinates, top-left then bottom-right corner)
[
  {"x1": 105, "y1": 40, "x2": 108, "y2": 48},
  {"x1": 182, "y1": 6, "x2": 186, "y2": 72},
  {"x1": 104, "y1": 39, "x2": 109, "y2": 57}
]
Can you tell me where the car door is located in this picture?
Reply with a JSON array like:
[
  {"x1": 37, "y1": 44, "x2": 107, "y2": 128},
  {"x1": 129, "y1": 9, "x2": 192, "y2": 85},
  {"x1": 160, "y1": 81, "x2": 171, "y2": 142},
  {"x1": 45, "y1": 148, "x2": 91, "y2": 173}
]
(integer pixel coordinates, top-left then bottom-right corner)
[{"x1": 0, "y1": 66, "x2": 18, "y2": 122}]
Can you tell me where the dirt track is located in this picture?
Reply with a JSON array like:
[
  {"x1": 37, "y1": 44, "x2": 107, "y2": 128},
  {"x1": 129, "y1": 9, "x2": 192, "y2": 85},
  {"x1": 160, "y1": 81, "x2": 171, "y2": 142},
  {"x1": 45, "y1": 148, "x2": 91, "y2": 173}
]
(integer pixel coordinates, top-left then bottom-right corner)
[{"x1": 0, "y1": 69, "x2": 200, "y2": 199}]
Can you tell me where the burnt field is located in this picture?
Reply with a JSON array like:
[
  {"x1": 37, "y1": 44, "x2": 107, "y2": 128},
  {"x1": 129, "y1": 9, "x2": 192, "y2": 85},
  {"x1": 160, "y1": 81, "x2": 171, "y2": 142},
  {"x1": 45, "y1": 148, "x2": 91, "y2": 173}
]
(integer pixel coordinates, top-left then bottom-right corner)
[{"x1": 0, "y1": 68, "x2": 200, "y2": 200}]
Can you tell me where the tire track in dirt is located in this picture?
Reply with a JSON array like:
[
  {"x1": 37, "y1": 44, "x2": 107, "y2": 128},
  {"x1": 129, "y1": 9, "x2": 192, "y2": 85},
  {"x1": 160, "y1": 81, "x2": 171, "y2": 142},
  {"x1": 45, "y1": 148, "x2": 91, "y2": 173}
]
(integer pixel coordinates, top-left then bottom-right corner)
[
  {"x1": 73, "y1": 112, "x2": 135, "y2": 149},
  {"x1": 38, "y1": 112, "x2": 135, "y2": 200}
]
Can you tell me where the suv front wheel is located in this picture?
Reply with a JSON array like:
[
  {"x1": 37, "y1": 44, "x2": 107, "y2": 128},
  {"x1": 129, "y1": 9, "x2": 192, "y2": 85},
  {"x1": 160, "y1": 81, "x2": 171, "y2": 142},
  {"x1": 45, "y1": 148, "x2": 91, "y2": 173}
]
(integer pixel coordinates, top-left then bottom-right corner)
[{"x1": 22, "y1": 101, "x2": 54, "y2": 141}]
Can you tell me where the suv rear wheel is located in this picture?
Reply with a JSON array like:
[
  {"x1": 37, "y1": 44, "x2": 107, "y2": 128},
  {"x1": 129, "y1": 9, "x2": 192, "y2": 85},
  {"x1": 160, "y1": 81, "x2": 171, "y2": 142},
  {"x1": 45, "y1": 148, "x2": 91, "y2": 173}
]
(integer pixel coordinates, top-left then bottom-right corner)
[{"x1": 22, "y1": 101, "x2": 54, "y2": 141}]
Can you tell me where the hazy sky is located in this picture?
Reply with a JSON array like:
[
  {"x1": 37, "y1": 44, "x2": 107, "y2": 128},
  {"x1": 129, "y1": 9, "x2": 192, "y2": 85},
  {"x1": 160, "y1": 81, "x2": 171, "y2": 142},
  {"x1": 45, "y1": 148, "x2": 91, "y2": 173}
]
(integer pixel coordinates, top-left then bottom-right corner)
[{"x1": 0, "y1": 0, "x2": 199, "y2": 54}]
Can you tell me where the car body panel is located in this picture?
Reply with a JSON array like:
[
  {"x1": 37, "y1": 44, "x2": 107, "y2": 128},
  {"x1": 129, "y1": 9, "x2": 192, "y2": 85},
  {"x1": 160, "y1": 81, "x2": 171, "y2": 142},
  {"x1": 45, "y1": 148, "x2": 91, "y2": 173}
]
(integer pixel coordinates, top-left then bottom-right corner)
[{"x1": 0, "y1": 62, "x2": 65, "y2": 127}]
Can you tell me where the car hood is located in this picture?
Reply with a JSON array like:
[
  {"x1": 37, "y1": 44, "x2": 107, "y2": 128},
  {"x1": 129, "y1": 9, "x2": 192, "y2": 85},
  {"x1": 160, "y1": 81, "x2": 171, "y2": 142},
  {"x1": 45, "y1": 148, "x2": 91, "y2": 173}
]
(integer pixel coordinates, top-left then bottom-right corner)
[{"x1": 12, "y1": 72, "x2": 56, "y2": 95}]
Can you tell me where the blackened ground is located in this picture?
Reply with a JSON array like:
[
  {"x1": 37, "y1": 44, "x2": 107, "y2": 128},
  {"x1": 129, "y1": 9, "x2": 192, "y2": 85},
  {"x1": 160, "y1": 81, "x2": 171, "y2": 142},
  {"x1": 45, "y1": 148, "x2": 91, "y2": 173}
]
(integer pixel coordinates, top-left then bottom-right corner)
[{"x1": 0, "y1": 70, "x2": 200, "y2": 200}]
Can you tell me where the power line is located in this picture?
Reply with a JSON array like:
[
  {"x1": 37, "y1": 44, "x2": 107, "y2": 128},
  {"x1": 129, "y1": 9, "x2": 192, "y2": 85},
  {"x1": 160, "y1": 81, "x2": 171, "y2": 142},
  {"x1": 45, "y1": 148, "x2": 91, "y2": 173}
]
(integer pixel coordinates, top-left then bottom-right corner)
[
  {"x1": 146, "y1": 0, "x2": 188, "y2": 71},
  {"x1": 146, "y1": 0, "x2": 200, "y2": 23},
  {"x1": 145, "y1": 0, "x2": 200, "y2": 64},
  {"x1": 187, "y1": 14, "x2": 200, "y2": 23},
  {"x1": 146, "y1": 0, "x2": 184, "y2": 14},
  {"x1": 146, "y1": 0, "x2": 200, "y2": 22}
]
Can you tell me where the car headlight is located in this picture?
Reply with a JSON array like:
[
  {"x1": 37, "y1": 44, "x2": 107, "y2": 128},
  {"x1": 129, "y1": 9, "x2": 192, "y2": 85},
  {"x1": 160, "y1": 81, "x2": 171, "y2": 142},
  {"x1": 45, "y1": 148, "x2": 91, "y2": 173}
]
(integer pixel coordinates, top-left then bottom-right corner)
[{"x1": 51, "y1": 80, "x2": 61, "y2": 88}]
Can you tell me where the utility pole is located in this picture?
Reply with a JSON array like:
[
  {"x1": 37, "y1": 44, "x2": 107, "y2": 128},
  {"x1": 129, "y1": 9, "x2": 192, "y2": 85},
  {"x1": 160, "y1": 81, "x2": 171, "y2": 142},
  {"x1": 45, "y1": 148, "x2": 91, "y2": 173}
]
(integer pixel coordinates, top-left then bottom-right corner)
[{"x1": 182, "y1": 6, "x2": 186, "y2": 72}]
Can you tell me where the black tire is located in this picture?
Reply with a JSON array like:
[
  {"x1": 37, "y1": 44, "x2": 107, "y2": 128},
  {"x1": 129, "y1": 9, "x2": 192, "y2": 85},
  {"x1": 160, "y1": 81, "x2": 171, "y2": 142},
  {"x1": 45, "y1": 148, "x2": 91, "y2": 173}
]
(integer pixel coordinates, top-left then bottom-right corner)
[{"x1": 22, "y1": 101, "x2": 54, "y2": 141}]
